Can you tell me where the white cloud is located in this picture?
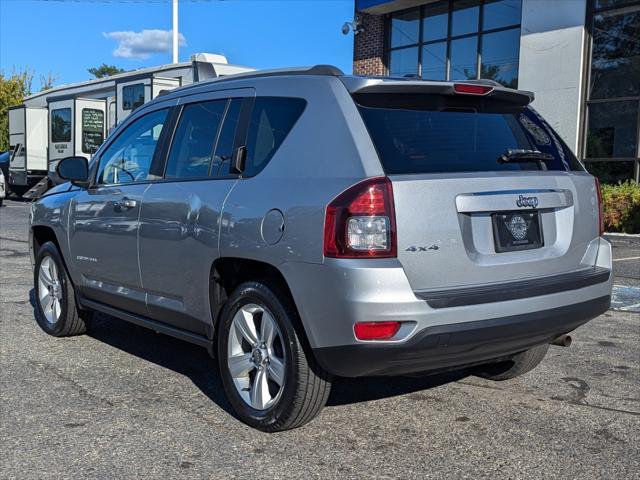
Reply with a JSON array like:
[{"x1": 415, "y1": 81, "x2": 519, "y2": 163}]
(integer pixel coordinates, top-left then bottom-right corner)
[{"x1": 103, "y1": 29, "x2": 187, "y2": 59}]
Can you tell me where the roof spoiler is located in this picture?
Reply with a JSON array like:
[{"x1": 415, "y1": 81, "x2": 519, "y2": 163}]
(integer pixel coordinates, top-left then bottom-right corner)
[{"x1": 345, "y1": 79, "x2": 534, "y2": 106}]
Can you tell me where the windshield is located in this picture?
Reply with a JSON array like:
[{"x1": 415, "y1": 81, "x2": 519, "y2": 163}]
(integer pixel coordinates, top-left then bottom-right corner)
[{"x1": 355, "y1": 94, "x2": 583, "y2": 175}]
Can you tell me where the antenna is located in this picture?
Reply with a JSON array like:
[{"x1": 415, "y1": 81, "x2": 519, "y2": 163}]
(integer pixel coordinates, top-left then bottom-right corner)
[{"x1": 172, "y1": 0, "x2": 179, "y2": 63}]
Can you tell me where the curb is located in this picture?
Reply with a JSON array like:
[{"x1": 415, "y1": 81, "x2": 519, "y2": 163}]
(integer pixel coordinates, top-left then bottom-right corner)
[{"x1": 604, "y1": 232, "x2": 640, "y2": 238}]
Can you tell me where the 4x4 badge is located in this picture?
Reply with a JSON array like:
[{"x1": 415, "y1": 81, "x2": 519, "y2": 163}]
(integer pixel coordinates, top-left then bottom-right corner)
[
  {"x1": 516, "y1": 195, "x2": 539, "y2": 208},
  {"x1": 405, "y1": 244, "x2": 439, "y2": 252}
]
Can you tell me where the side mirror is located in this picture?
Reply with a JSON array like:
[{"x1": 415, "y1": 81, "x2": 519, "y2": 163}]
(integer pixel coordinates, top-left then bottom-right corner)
[
  {"x1": 57, "y1": 156, "x2": 89, "y2": 187},
  {"x1": 230, "y1": 146, "x2": 247, "y2": 174}
]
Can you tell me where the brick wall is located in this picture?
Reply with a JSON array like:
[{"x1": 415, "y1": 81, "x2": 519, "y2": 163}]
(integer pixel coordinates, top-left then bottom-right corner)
[{"x1": 353, "y1": 13, "x2": 386, "y2": 76}]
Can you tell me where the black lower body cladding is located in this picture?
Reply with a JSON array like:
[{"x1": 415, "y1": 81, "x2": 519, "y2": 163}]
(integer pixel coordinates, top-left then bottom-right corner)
[{"x1": 313, "y1": 296, "x2": 611, "y2": 377}]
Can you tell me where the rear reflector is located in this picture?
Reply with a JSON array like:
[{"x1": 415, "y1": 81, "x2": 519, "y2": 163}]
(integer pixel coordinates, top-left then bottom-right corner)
[
  {"x1": 453, "y1": 83, "x2": 494, "y2": 95},
  {"x1": 354, "y1": 321, "x2": 401, "y2": 341}
]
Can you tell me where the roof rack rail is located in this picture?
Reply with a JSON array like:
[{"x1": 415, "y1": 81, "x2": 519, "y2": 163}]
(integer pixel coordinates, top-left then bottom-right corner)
[{"x1": 216, "y1": 64, "x2": 344, "y2": 82}]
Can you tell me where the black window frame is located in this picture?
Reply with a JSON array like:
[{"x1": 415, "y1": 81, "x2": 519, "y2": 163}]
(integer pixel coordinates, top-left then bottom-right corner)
[
  {"x1": 122, "y1": 83, "x2": 146, "y2": 111},
  {"x1": 581, "y1": 0, "x2": 640, "y2": 182},
  {"x1": 385, "y1": 0, "x2": 522, "y2": 88},
  {"x1": 51, "y1": 107, "x2": 72, "y2": 143},
  {"x1": 81, "y1": 108, "x2": 105, "y2": 154}
]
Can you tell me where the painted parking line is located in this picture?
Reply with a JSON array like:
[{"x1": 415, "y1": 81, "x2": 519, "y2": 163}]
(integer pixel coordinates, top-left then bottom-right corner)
[
  {"x1": 613, "y1": 256, "x2": 640, "y2": 262},
  {"x1": 611, "y1": 285, "x2": 640, "y2": 313}
]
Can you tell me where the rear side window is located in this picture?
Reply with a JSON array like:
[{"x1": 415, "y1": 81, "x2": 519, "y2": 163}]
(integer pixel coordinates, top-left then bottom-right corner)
[
  {"x1": 356, "y1": 94, "x2": 583, "y2": 174},
  {"x1": 243, "y1": 97, "x2": 306, "y2": 177},
  {"x1": 165, "y1": 100, "x2": 226, "y2": 178}
]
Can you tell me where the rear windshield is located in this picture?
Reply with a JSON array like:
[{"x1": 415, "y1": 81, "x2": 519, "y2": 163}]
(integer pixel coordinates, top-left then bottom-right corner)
[{"x1": 355, "y1": 94, "x2": 583, "y2": 174}]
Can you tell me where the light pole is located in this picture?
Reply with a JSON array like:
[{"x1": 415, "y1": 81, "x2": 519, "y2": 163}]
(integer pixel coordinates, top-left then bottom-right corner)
[{"x1": 172, "y1": 0, "x2": 178, "y2": 63}]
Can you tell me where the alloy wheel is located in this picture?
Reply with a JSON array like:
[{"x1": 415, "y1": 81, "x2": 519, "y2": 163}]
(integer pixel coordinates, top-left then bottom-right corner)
[
  {"x1": 227, "y1": 303, "x2": 286, "y2": 410},
  {"x1": 38, "y1": 256, "x2": 63, "y2": 324}
]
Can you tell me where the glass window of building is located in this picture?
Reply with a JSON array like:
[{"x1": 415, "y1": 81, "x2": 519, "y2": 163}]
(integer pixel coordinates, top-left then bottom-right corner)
[
  {"x1": 387, "y1": 0, "x2": 522, "y2": 87},
  {"x1": 584, "y1": 0, "x2": 640, "y2": 182}
]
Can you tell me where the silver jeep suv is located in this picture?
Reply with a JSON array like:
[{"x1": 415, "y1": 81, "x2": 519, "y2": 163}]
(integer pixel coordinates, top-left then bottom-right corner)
[{"x1": 30, "y1": 66, "x2": 613, "y2": 431}]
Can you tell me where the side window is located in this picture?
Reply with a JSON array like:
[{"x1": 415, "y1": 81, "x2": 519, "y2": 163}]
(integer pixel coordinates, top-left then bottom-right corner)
[
  {"x1": 51, "y1": 108, "x2": 72, "y2": 143},
  {"x1": 96, "y1": 109, "x2": 168, "y2": 185},
  {"x1": 123, "y1": 84, "x2": 145, "y2": 111},
  {"x1": 212, "y1": 99, "x2": 242, "y2": 177},
  {"x1": 244, "y1": 97, "x2": 306, "y2": 177},
  {"x1": 165, "y1": 100, "x2": 226, "y2": 179}
]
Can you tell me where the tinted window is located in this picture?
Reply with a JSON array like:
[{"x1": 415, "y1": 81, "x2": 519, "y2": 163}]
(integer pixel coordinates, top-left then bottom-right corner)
[
  {"x1": 483, "y1": 0, "x2": 522, "y2": 30},
  {"x1": 243, "y1": 98, "x2": 306, "y2": 177},
  {"x1": 97, "y1": 109, "x2": 168, "y2": 185},
  {"x1": 389, "y1": 47, "x2": 419, "y2": 77},
  {"x1": 422, "y1": 1, "x2": 449, "y2": 42},
  {"x1": 390, "y1": 8, "x2": 420, "y2": 48},
  {"x1": 590, "y1": 8, "x2": 640, "y2": 100},
  {"x1": 481, "y1": 28, "x2": 520, "y2": 89},
  {"x1": 165, "y1": 100, "x2": 226, "y2": 178},
  {"x1": 450, "y1": 36, "x2": 478, "y2": 80},
  {"x1": 81, "y1": 108, "x2": 105, "y2": 154},
  {"x1": 212, "y1": 99, "x2": 243, "y2": 176},
  {"x1": 586, "y1": 100, "x2": 639, "y2": 158},
  {"x1": 422, "y1": 42, "x2": 447, "y2": 80},
  {"x1": 123, "y1": 84, "x2": 145, "y2": 111},
  {"x1": 51, "y1": 108, "x2": 71, "y2": 143},
  {"x1": 451, "y1": 0, "x2": 480, "y2": 36},
  {"x1": 356, "y1": 96, "x2": 583, "y2": 174}
]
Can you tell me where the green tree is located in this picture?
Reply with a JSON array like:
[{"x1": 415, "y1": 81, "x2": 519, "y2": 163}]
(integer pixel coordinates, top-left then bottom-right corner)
[
  {"x1": 39, "y1": 72, "x2": 58, "y2": 91},
  {"x1": 0, "y1": 69, "x2": 33, "y2": 152},
  {"x1": 88, "y1": 63, "x2": 125, "y2": 79}
]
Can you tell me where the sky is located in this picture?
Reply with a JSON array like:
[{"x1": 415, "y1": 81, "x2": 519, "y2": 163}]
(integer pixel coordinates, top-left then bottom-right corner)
[{"x1": 0, "y1": 0, "x2": 355, "y2": 91}]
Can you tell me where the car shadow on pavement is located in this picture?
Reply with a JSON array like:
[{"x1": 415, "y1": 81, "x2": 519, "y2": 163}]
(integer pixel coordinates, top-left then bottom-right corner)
[{"x1": 29, "y1": 289, "x2": 468, "y2": 412}]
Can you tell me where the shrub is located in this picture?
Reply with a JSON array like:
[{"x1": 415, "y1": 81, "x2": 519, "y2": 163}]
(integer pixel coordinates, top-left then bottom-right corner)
[{"x1": 601, "y1": 181, "x2": 640, "y2": 234}]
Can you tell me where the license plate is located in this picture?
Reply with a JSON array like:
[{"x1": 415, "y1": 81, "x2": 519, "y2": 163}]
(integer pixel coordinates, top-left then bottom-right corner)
[{"x1": 492, "y1": 211, "x2": 543, "y2": 253}]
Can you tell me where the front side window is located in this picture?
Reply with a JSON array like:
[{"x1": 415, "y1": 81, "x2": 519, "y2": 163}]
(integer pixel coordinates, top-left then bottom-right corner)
[
  {"x1": 165, "y1": 100, "x2": 227, "y2": 179},
  {"x1": 51, "y1": 108, "x2": 72, "y2": 143},
  {"x1": 388, "y1": 0, "x2": 522, "y2": 87},
  {"x1": 243, "y1": 98, "x2": 306, "y2": 177},
  {"x1": 96, "y1": 109, "x2": 167, "y2": 185},
  {"x1": 81, "y1": 108, "x2": 105, "y2": 154},
  {"x1": 122, "y1": 84, "x2": 145, "y2": 111}
]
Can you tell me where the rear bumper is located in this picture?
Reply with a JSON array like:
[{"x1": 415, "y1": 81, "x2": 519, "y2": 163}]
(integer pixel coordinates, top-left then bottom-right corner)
[{"x1": 314, "y1": 295, "x2": 610, "y2": 377}]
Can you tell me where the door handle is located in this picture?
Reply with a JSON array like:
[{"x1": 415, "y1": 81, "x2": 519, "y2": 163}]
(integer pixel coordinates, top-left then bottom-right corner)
[{"x1": 115, "y1": 198, "x2": 137, "y2": 211}]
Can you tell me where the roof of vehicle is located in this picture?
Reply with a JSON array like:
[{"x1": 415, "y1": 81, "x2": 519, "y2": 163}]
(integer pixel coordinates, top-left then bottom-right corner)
[{"x1": 151, "y1": 64, "x2": 534, "y2": 107}]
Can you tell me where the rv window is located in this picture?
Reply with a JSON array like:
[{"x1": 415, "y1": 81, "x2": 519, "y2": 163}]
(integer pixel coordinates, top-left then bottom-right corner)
[
  {"x1": 51, "y1": 108, "x2": 72, "y2": 143},
  {"x1": 82, "y1": 108, "x2": 105, "y2": 154},
  {"x1": 165, "y1": 100, "x2": 227, "y2": 179},
  {"x1": 96, "y1": 108, "x2": 168, "y2": 185},
  {"x1": 123, "y1": 84, "x2": 145, "y2": 111}
]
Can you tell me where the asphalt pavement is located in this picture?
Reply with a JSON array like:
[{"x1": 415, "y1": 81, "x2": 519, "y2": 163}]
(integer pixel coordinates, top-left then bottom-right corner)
[{"x1": 1, "y1": 198, "x2": 638, "y2": 479}]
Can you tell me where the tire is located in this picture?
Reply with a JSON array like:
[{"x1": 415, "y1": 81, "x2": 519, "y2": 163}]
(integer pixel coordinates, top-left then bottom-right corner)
[
  {"x1": 473, "y1": 344, "x2": 549, "y2": 381},
  {"x1": 34, "y1": 241, "x2": 90, "y2": 337},
  {"x1": 0, "y1": 198, "x2": 3, "y2": 207},
  {"x1": 217, "y1": 281, "x2": 331, "y2": 432}
]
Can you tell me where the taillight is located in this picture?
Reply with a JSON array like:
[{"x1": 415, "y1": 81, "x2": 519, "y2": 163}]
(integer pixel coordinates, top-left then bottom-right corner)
[
  {"x1": 453, "y1": 83, "x2": 494, "y2": 95},
  {"x1": 354, "y1": 321, "x2": 401, "y2": 341},
  {"x1": 595, "y1": 177, "x2": 604, "y2": 236},
  {"x1": 324, "y1": 177, "x2": 396, "y2": 258}
]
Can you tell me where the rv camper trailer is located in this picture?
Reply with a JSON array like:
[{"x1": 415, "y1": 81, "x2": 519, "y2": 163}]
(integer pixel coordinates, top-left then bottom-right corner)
[{"x1": 7, "y1": 53, "x2": 253, "y2": 197}]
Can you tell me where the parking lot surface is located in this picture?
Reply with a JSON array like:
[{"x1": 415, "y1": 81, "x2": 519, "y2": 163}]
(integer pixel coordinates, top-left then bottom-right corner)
[{"x1": 1, "y1": 199, "x2": 638, "y2": 479}]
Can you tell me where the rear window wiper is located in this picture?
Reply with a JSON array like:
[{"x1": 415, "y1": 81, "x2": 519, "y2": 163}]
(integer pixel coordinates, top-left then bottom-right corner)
[{"x1": 498, "y1": 149, "x2": 554, "y2": 164}]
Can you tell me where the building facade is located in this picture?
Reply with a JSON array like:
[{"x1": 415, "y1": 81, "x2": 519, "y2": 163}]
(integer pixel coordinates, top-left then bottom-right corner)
[{"x1": 353, "y1": 0, "x2": 640, "y2": 182}]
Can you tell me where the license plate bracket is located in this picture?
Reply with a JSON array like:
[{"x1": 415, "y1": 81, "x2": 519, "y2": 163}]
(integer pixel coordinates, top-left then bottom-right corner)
[{"x1": 492, "y1": 211, "x2": 543, "y2": 253}]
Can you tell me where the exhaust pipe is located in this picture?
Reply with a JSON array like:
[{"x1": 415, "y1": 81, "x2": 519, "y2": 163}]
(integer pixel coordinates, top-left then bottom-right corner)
[{"x1": 551, "y1": 334, "x2": 572, "y2": 347}]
